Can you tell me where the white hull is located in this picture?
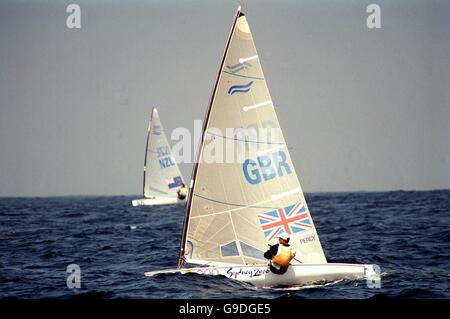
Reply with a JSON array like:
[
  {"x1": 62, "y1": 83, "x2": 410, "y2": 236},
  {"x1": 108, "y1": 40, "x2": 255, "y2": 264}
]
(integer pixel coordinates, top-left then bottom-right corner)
[
  {"x1": 132, "y1": 196, "x2": 185, "y2": 207},
  {"x1": 144, "y1": 263, "x2": 378, "y2": 288}
]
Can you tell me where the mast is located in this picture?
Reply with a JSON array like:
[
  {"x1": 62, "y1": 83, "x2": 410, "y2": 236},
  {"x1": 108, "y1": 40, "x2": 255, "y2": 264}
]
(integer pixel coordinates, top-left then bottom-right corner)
[
  {"x1": 178, "y1": 7, "x2": 244, "y2": 268},
  {"x1": 142, "y1": 108, "x2": 155, "y2": 197}
]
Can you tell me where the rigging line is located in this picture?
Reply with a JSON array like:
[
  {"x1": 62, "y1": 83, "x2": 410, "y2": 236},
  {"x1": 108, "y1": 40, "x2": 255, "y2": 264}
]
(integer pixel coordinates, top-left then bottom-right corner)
[
  {"x1": 205, "y1": 131, "x2": 285, "y2": 145},
  {"x1": 203, "y1": 222, "x2": 234, "y2": 247},
  {"x1": 221, "y1": 70, "x2": 265, "y2": 80}
]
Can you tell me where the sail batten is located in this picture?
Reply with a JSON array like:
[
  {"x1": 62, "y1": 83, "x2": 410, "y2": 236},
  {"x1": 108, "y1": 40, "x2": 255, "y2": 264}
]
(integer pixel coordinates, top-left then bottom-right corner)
[{"x1": 179, "y1": 10, "x2": 327, "y2": 267}]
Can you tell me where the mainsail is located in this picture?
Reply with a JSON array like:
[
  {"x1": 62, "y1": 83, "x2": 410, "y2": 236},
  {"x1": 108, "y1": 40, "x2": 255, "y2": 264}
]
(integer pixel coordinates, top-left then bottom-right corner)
[
  {"x1": 142, "y1": 108, "x2": 185, "y2": 198},
  {"x1": 179, "y1": 9, "x2": 327, "y2": 267}
]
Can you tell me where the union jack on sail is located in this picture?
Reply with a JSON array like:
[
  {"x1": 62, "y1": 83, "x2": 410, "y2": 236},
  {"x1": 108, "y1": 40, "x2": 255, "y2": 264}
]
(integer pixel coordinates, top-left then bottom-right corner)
[{"x1": 258, "y1": 201, "x2": 312, "y2": 240}]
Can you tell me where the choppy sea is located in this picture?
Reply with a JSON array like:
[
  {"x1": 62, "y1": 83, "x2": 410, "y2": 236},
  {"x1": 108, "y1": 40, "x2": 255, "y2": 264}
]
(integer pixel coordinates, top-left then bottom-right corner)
[{"x1": 0, "y1": 190, "x2": 449, "y2": 299}]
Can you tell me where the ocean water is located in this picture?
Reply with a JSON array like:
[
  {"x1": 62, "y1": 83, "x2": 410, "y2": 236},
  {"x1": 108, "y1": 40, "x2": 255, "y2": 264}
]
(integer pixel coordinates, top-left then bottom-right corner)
[{"x1": 0, "y1": 190, "x2": 449, "y2": 299}]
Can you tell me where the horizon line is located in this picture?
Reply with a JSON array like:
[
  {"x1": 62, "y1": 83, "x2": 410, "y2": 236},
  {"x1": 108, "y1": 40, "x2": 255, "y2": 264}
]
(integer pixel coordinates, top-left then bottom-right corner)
[{"x1": 0, "y1": 188, "x2": 449, "y2": 199}]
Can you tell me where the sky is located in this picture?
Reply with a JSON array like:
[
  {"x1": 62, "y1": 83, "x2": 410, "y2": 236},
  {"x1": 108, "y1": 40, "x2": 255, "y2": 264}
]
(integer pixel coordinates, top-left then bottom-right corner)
[{"x1": 0, "y1": 0, "x2": 449, "y2": 196}]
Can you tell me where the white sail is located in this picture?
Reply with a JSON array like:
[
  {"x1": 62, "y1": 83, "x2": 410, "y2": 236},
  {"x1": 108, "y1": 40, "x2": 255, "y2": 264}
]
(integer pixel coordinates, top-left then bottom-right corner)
[
  {"x1": 142, "y1": 108, "x2": 185, "y2": 198},
  {"x1": 179, "y1": 11, "x2": 327, "y2": 267}
]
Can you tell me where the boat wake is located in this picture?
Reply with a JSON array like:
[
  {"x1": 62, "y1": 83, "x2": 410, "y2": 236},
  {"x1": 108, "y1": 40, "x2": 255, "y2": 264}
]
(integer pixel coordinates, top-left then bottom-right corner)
[{"x1": 264, "y1": 279, "x2": 345, "y2": 291}]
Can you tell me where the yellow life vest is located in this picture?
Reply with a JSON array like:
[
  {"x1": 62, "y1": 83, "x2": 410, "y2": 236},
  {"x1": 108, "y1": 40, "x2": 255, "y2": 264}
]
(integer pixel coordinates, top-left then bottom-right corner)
[
  {"x1": 179, "y1": 188, "x2": 187, "y2": 196},
  {"x1": 271, "y1": 244, "x2": 294, "y2": 267}
]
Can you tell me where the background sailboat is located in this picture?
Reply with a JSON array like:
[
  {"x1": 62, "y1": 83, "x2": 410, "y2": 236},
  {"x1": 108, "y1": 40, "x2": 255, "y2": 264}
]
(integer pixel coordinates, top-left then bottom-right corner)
[
  {"x1": 145, "y1": 7, "x2": 377, "y2": 287},
  {"x1": 132, "y1": 108, "x2": 186, "y2": 206}
]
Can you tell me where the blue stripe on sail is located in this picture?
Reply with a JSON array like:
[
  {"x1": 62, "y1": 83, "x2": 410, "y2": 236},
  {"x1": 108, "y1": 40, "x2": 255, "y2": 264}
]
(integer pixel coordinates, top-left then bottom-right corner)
[
  {"x1": 259, "y1": 218, "x2": 270, "y2": 225},
  {"x1": 229, "y1": 82, "x2": 253, "y2": 90},
  {"x1": 264, "y1": 230, "x2": 272, "y2": 238},
  {"x1": 228, "y1": 81, "x2": 253, "y2": 95},
  {"x1": 301, "y1": 219, "x2": 311, "y2": 224},
  {"x1": 229, "y1": 87, "x2": 251, "y2": 95}
]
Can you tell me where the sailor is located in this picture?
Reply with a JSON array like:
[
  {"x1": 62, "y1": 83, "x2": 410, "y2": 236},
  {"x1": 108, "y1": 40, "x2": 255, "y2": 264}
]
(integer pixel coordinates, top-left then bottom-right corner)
[
  {"x1": 177, "y1": 183, "x2": 188, "y2": 200},
  {"x1": 264, "y1": 235, "x2": 296, "y2": 275}
]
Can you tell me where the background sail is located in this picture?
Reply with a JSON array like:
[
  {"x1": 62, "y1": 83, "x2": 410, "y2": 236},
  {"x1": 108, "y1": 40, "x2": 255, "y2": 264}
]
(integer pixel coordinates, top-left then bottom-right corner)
[
  {"x1": 182, "y1": 13, "x2": 327, "y2": 266},
  {"x1": 143, "y1": 108, "x2": 185, "y2": 198}
]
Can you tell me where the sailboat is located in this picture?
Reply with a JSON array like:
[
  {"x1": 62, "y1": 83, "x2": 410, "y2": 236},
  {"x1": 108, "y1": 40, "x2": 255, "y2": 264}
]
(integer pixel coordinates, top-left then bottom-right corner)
[
  {"x1": 145, "y1": 7, "x2": 377, "y2": 287},
  {"x1": 132, "y1": 107, "x2": 187, "y2": 206}
]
